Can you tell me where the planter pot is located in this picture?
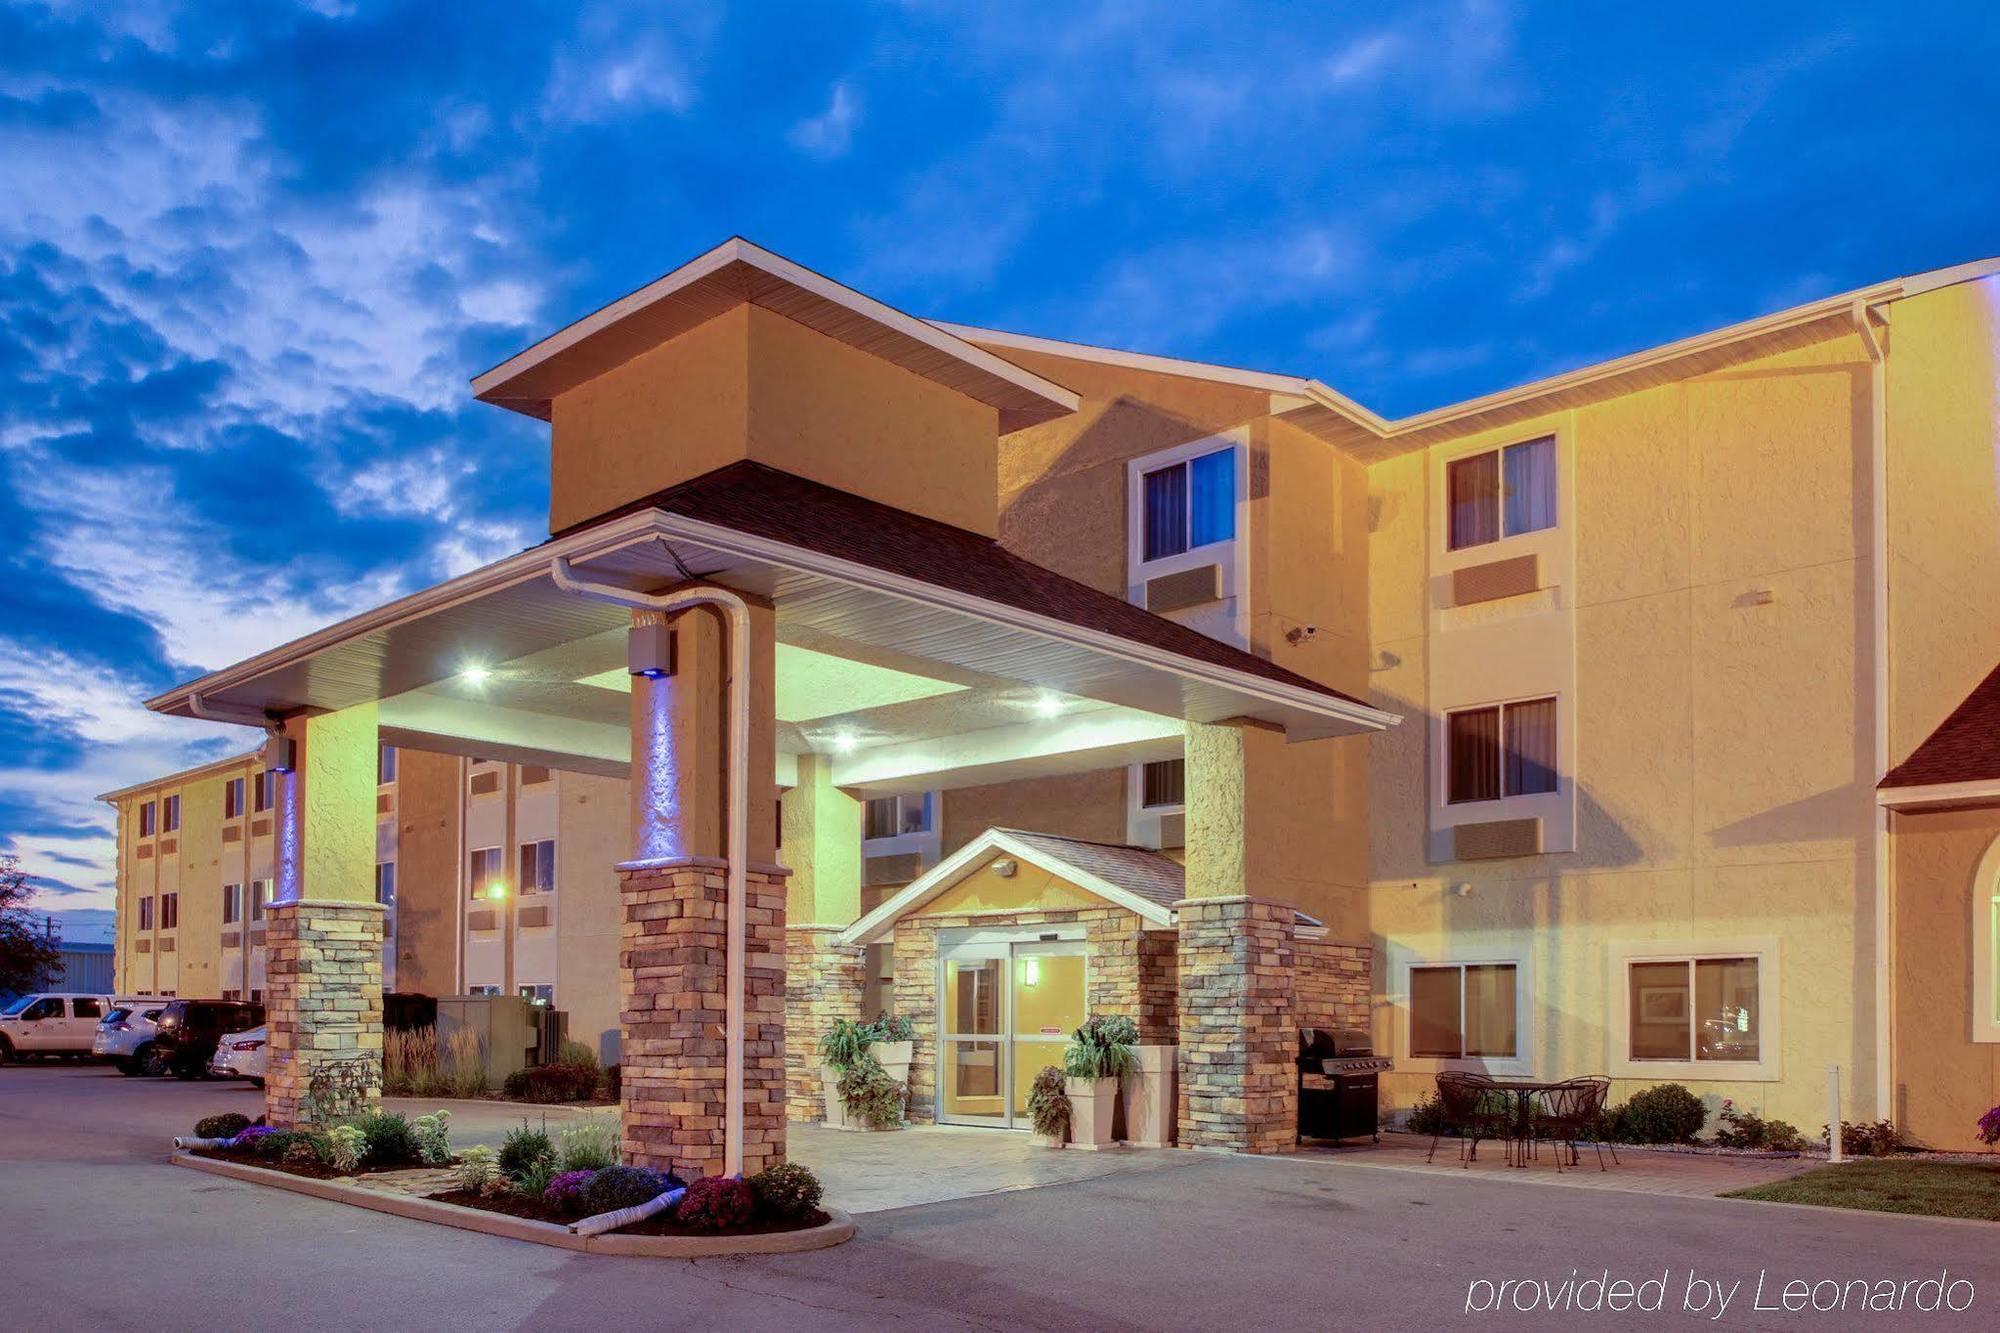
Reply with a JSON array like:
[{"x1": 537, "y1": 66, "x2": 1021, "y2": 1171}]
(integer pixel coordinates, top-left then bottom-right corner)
[
  {"x1": 1031, "y1": 1131, "x2": 1065, "y2": 1149},
  {"x1": 819, "y1": 1064, "x2": 852, "y2": 1130},
  {"x1": 1065, "y1": 1076, "x2": 1120, "y2": 1150},
  {"x1": 1120, "y1": 1045, "x2": 1178, "y2": 1148},
  {"x1": 867, "y1": 1039, "x2": 914, "y2": 1091}
]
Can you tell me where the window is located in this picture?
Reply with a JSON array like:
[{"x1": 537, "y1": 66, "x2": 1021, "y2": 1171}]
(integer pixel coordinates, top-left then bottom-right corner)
[
  {"x1": 518, "y1": 984, "x2": 554, "y2": 1005},
  {"x1": 161, "y1": 892, "x2": 179, "y2": 931},
  {"x1": 863, "y1": 794, "x2": 932, "y2": 841},
  {"x1": 1140, "y1": 447, "x2": 1235, "y2": 561},
  {"x1": 375, "y1": 862, "x2": 397, "y2": 906},
  {"x1": 517, "y1": 841, "x2": 555, "y2": 895},
  {"x1": 1627, "y1": 957, "x2": 1761, "y2": 1064},
  {"x1": 470, "y1": 846, "x2": 505, "y2": 900},
  {"x1": 161, "y1": 795, "x2": 180, "y2": 834},
  {"x1": 1409, "y1": 963, "x2": 1518, "y2": 1059},
  {"x1": 222, "y1": 989, "x2": 241, "y2": 1002},
  {"x1": 73, "y1": 998, "x2": 102, "y2": 1020},
  {"x1": 24, "y1": 997, "x2": 63, "y2": 1020},
  {"x1": 253, "y1": 770, "x2": 277, "y2": 814},
  {"x1": 1447, "y1": 437, "x2": 1556, "y2": 551},
  {"x1": 138, "y1": 896, "x2": 154, "y2": 930},
  {"x1": 248, "y1": 988, "x2": 262, "y2": 1003},
  {"x1": 1446, "y1": 697, "x2": 1557, "y2": 803},
  {"x1": 223, "y1": 778, "x2": 245, "y2": 819},
  {"x1": 138, "y1": 801, "x2": 156, "y2": 838},
  {"x1": 1140, "y1": 758, "x2": 1185, "y2": 810},
  {"x1": 222, "y1": 883, "x2": 242, "y2": 925},
  {"x1": 468, "y1": 984, "x2": 502, "y2": 997},
  {"x1": 378, "y1": 745, "x2": 398, "y2": 784},
  {"x1": 250, "y1": 879, "x2": 270, "y2": 922}
]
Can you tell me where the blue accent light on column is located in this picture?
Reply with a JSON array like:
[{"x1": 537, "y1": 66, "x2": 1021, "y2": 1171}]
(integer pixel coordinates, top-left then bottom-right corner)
[
  {"x1": 634, "y1": 671, "x2": 685, "y2": 863},
  {"x1": 275, "y1": 768, "x2": 303, "y2": 903}
]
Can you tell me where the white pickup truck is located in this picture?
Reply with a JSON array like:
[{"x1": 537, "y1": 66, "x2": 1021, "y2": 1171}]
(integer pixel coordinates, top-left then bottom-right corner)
[{"x1": 0, "y1": 992, "x2": 169, "y2": 1062}]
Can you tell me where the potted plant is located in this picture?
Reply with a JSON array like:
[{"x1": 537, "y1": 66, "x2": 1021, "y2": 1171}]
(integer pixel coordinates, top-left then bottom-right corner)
[
  {"x1": 1027, "y1": 1065, "x2": 1070, "y2": 1148},
  {"x1": 866, "y1": 1012, "x2": 915, "y2": 1091},
  {"x1": 816, "y1": 1019, "x2": 874, "y2": 1130},
  {"x1": 1062, "y1": 1015, "x2": 1136, "y2": 1150}
]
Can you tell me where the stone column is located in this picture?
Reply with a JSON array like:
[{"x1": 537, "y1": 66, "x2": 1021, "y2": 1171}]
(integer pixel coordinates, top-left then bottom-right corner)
[
  {"x1": 779, "y1": 753, "x2": 866, "y2": 1121},
  {"x1": 265, "y1": 703, "x2": 385, "y2": 1127},
  {"x1": 1175, "y1": 718, "x2": 1303, "y2": 1153},
  {"x1": 619, "y1": 597, "x2": 784, "y2": 1175}
]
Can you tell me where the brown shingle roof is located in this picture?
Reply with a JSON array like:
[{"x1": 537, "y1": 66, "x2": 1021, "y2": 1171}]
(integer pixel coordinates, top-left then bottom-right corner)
[
  {"x1": 554, "y1": 460, "x2": 1362, "y2": 707},
  {"x1": 994, "y1": 828, "x2": 1185, "y2": 908},
  {"x1": 1880, "y1": 659, "x2": 2000, "y2": 789}
]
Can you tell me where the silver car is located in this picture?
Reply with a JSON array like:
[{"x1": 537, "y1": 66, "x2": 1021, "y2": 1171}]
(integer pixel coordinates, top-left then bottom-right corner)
[
  {"x1": 92, "y1": 1006, "x2": 167, "y2": 1075},
  {"x1": 208, "y1": 1025, "x2": 267, "y2": 1085}
]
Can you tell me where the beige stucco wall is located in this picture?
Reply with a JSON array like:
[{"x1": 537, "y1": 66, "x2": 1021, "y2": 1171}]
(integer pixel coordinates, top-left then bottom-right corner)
[
  {"x1": 555, "y1": 769, "x2": 629, "y2": 1064},
  {"x1": 1368, "y1": 333, "x2": 1881, "y2": 1129},
  {"x1": 1890, "y1": 806, "x2": 2000, "y2": 1149},
  {"x1": 391, "y1": 748, "x2": 461, "y2": 998},
  {"x1": 549, "y1": 303, "x2": 1001, "y2": 537},
  {"x1": 940, "y1": 768, "x2": 1128, "y2": 856}
]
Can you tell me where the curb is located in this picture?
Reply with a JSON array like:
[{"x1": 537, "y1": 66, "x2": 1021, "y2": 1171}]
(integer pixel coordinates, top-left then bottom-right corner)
[{"x1": 171, "y1": 1152, "x2": 857, "y2": 1257}]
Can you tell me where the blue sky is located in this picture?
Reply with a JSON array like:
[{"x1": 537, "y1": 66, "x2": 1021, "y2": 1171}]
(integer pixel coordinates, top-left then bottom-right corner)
[{"x1": 3, "y1": 1, "x2": 1996, "y2": 939}]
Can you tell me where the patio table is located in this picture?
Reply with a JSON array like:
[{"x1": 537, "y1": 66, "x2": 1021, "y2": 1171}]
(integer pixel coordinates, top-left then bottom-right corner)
[{"x1": 1466, "y1": 1078, "x2": 1562, "y2": 1167}]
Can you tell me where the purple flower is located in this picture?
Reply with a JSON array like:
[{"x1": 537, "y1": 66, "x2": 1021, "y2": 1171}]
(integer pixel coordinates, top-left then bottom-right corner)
[
  {"x1": 231, "y1": 1125, "x2": 276, "y2": 1147},
  {"x1": 1977, "y1": 1105, "x2": 2000, "y2": 1147},
  {"x1": 545, "y1": 1170, "x2": 598, "y2": 1207}
]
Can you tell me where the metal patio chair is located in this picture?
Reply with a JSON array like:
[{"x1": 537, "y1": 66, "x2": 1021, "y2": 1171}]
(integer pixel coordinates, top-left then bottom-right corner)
[
  {"x1": 1429, "y1": 1072, "x2": 1520, "y2": 1167},
  {"x1": 1531, "y1": 1076, "x2": 1619, "y2": 1171}
]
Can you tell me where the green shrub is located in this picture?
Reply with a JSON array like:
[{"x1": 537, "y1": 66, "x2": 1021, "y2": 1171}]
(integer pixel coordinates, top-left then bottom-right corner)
[
  {"x1": 817, "y1": 1018, "x2": 874, "y2": 1070},
  {"x1": 1824, "y1": 1119, "x2": 1902, "y2": 1157},
  {"x1": 249, "y1": 1129, "x2": 303, "y2": 1160},
  {"x1": 351, "y1": 1111, "x2": 421, "y2": 1167},
  {"x1": 327, "y1": 1125, "x2": 367, "y2": 1173},
  {"x1": 412, "y1": 1111, "x2": 452, "y2": 1166},
  {"x1": 498, "y1": 1124, "x2": 557, "y2": 1182},
  {"x1": 1404, "y1": 1093, "x2": 1451, "y2": 1138},
  {"x1": 556, "y1": 1039, "x2": 600, "y2": 1070},
  {"x1": 1711, "y1": 1103, "x2": 1807, "y2": 1152},
  {"x1": 556, "y1": 1116, "x2": 619, "y2": 1172},
  {"x1": 1026, "y1": 1066, "x2": 1070, "y2": 1139},
  {"x1": 677, "y1": 1175, "x2": 756, "y2": 1230},
  {"x1": 1062, "y1": 1015, "x2": 1138, "y2": 1080},
  {"x1": 1608, "y1": 1084, "x2": 1707, "y2": 1144},
  {"x1": 453, "y1": 1145, "x2": 498, "y2": 1191},
  {"x1": 501, "y1": 1064, "x2": 602, "y2": 1104},
  {"x1": 283, "y1": 1132, "x2": 331, "y2": 1169},
  {"x1": 579, "y1": 1165, "x2": 678, "y2": 1215},
  {"x1": 749, "y1": 1162, "x2": 823, "y2": 1221},
  {"x1": 195, "y1": 1112, "x2": 253, "y2": 1141},
  {"x1": 837, "y1": 1053, "x2": 906, "y2": 1128}
]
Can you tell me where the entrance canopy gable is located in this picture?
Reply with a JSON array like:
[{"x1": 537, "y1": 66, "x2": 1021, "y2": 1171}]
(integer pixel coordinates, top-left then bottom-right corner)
[{"x1": 837, "y1": 827, "x2": 1181, "y2": 946}]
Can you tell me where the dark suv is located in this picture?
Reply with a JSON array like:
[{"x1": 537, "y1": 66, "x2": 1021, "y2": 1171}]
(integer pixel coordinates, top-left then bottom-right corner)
[{"x1": 150, "y1": 999, "x2": 265, "y2": 1079}]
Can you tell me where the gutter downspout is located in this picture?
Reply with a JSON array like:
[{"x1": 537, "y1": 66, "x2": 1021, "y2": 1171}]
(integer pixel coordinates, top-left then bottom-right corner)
[
  {"x1": 549, "y1": 556, "x2": 753, "y2": 1177},
  {"x1": 1853, "y1": 300, "x2": 1892, "y2": 1122}
]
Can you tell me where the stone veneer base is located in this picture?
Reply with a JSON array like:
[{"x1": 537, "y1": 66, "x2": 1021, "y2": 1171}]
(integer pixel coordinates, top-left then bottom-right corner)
[
  {"x1": 618, "y1": 856, "x2": 789, "y2": 1178},
  {"x1": 263, "y1": 898, "x2": 385, "y2": 1128},
  {"x1": 1175, "y1": 896, "x2": 1297, "y2": 1155},
  {"x1": 784, "y1": 926, "x2": 865, "y2": 1122},
  {"x1": 171, "y1": 1152, "x2": 855, "y2": 1256}
]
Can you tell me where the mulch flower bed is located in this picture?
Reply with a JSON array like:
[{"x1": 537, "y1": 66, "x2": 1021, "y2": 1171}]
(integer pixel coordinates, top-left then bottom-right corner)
[
  {"x1": 428, "y1": 1188, "x2": 828, "y2": 1237},
  {"x1": 188, "y1": 1146, "x2": 442, "y2": 1181}
]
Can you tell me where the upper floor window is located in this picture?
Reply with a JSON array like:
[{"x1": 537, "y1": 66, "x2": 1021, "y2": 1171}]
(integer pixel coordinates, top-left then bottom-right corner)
[
  {"x1": 1140, "y1": 758, "x2": 1185, "y2": 810},
  {"x1": 1141, "y1": 447, "x2": 1236, "y2": 561},
  {"x1": 470, "y1": 846, "x2": 505, "y2": 900},
  {"x1": 223, "y1": 777, "x2": 245, "y2": 820},
  {"x1": 161, "y1": 794, "x2": 180, "y2": 834},
  {"x1": 138, "y1": 896, "x2": 154, "y2": 930},
  {"x1": 222, "y1": 883, "x2": 242, "y2": 926},
  {"x1": 375, "y1": 862, "x2": 397, "y2": 906},
  {"x1": 864, "y1": 794, "x2": 933, "y2": 841},
  {"x1": 518, "y1": 840, "x2": 555, "y2": 895},
  {"x1": 378, "y1": 745, "x2": 398, "y2": 785},
  {"x1": 1447, "y1": 436, "x2": 1556, "y2": 551},
  {"x1": 253, "y1": 770, "x2": 277, "y2": 814},
  {"x1": 137, "y1": 801, "x2": 157, "y2": 838},
  {"x1": 1446, "y1": 697, "x2": 1557, "y2": 803},
  {"x1": 160, "y1": 892, "x2": 179, "y2": 931},
  {"x1": 250, "y1": 879, "x2": 271, "y2": 922}
]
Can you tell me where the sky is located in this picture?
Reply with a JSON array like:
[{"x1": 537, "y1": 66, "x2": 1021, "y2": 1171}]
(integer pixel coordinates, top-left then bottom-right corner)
[{"x1": 3, "y1": 1, "x2": 1997, "y2": 940}]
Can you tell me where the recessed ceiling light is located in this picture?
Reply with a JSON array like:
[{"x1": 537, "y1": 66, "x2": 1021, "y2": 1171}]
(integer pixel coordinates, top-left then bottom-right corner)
[
  {"x1": 460, "y1": 663, "x2": 492, "y2": 684},
  {"x1": 1034, "y1": 694, "x2": 1065, "y2": 719},
  {"x1": 831, "y1": 732, "x2": 858, "y2": 754}
]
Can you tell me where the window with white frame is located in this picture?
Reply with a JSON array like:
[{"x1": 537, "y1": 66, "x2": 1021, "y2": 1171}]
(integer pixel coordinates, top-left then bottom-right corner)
[
  {"x1": 160, "y1": 892, "x2": 178, "y2": 931},
  {"x1": 1409, "y1": 962, "x2": 1519, "y2": 1059},
  {"x1": 1446, "y1": 697, "x2": 1557, "y2": 804},
  {"x1": 1139, "y1": 447, "x2": 1236, "y2": 561},
  {"x1": 864, "y1": 794, "x2": 932, "y2": 841},
  {"x1": 138, "y1": 801, "x2": 156, "y2": 838},
  {"x1": 222, "y1": 883, "x2": 242, "y2": 926},
  {"x1": 223, "y1": 777, "x2": 245, "y2": 819},
  {"x1": 250, "y1": 879, "x2": 271, "y2": 922},
  {"x1": 1139, "y1": 757, "x2": 1185, "y2": 810},
  {"x1": 1447, "y1": 436, "x2": 1556, "y2": 551},
  {"x1": 467, "y1": 984, "x2": 502, "y2": 997},
  {"x1": 517, "y1": 984, "x2": 554, "y2": 1005},
  {"x1": 1626, "y1": 955, "x2": 1763, "y2": 1064},
  {"x1": 138, "y1": 896, "x2": 154, "y2": 931},
  {"x1": 517, "y1": 840, "x2": 555, "y2": 895},
  {"x1": 470, "y1": 846, "x2": 505, "y2": 900},
  {"x1": 254, "y1": 769, "x2": 276, "y2": 814},
  {"x1": 375, "y1": 862, "x2": 397, "y2": 906},
  {"x1": 161, "y1": 794, "x2": 180, "y2": 833}
]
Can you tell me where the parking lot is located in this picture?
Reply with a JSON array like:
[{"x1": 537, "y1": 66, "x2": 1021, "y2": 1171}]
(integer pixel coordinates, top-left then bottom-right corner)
[{"x1": 7, "y1": 1062, "x2": 2000, "y2": 1330}]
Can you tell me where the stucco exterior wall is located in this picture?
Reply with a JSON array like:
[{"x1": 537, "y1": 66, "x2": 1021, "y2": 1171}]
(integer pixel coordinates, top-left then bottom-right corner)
[
  {"x1": 1368, "y1": 334, "x2": 1879, "y2": 1129},
  {"x1": 1890, "y1": 806, "x2": 2000, "y2": 1150},
  {"x1": 390, "y1": 748, "x2": 462, "y2": 998},
  {"x1": 548, "y1": 303, "x2": 1001, "y2": 537},
  {"x1": 554, "y1": 769, "x2": 629, "y2": 1064},
  {"x1": 940, "y1": 769, "x2": 1127, "y2": 856}
]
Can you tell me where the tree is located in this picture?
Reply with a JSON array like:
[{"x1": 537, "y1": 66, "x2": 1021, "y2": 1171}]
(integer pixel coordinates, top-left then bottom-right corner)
[{"x1": 0, "y1": 854, "x2": 62, "y2": 996}]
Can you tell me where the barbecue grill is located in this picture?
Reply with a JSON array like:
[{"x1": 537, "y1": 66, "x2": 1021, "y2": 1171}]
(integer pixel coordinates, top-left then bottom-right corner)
[{"x1": 1297, "y1": 1026, "x2": 1390, "y2": 1146}]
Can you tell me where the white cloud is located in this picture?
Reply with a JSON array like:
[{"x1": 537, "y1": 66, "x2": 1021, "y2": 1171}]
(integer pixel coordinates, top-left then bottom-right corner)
[{"x1": 789, "y1": 82, "x2": 862, "y2": 160}]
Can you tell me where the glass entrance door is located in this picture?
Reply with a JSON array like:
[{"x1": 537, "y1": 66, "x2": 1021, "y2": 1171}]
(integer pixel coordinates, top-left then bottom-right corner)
[{"x1": 939, "y1": 936, "x2": 1086, "y2": 1129}]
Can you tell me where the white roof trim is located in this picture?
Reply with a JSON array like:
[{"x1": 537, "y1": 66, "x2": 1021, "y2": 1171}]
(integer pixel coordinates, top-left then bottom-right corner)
[
  {"x1": 473, "y1": 237, "x2": 1078, "y2": 419},
  {"x1": 931, "y1": 321, "x2": 1317, "y2": 396},
  {"x1": 96, "y1": 748, "x2": 264, "y2": 804},
  {"x1": 835, "y1": 828, "x2": 1175, "y2": 947},
  {"x1": 1878, "y1": 777, "x2": 2000, "y2": 809}
]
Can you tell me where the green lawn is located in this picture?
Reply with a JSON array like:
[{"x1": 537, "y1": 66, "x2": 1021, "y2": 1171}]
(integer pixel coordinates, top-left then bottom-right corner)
[{"x1": 1725, "y1": 1160, "x2": 2000, "y2": 1222}]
